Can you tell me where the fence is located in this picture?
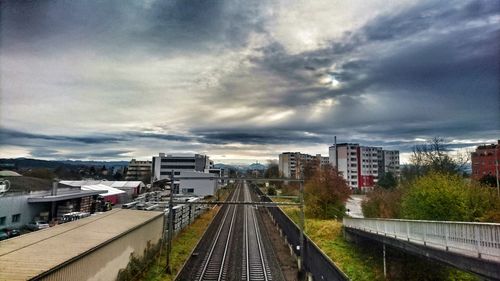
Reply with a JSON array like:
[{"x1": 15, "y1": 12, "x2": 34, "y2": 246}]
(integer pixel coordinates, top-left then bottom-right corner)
[
  {"x1": 166, "y1": 198, "x2": 209, "y2": 235},
  {"x1": 343, "y1": 218, "x2": 500, "y2": 262},
  {"x1": 256, "y1": 187, "x2": 348, "y2": 281}
]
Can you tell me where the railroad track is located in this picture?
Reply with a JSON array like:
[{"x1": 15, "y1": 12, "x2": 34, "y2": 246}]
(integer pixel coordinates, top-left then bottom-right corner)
[
  {"x1": 195, "y1": 182, "x2": 241, "y2": 281},
  {"x1": 242, "y1": 181, "x2": 272, "y2": 281},
  {"x1": 190, "y1": 181, "x2": 274, "y2": 281}
]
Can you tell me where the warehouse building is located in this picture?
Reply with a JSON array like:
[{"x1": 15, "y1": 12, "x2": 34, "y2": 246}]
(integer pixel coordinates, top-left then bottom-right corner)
[
  {"x1": 0, "y1": 176, "x2": 105, "y2": 229},
  {"x1": 60, "y1": 180, "x2": 145, "y2": 201},
  {"x1": 0, "y1": 209, "x2": 163, "y2": 281}
]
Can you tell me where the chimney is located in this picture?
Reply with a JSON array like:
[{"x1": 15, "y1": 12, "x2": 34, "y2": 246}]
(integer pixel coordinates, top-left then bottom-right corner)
[{"x1": 52, "y1": 181, "x2": 58, "y2": 196}]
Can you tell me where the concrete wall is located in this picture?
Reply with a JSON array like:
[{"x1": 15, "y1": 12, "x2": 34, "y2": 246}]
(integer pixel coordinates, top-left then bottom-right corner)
[
  {"x1": 179, "y1": 171, "x2": 216, "y2": 197},
  {"x1": 40, "y1": 214, "x2": 163, "y2": 281},
  {"x1": 0, "y1": 192, "x2": 49, "y2": 228}
]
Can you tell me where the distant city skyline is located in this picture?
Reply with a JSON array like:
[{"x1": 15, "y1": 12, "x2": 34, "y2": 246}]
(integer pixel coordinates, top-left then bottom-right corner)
[{"x1": 1, "y1": 1, "x2": 499, "y2": 164}]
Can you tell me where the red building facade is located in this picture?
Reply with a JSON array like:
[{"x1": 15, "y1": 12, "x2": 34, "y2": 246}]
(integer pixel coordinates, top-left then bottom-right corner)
[{"x1": 471, "y1": 140, "x2": 500, "y2": 180}]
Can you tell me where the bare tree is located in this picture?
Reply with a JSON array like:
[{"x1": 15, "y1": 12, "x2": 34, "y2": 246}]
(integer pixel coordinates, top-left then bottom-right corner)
[{"x1": 407, "y1": 137, "x2": 469, "y2": 179}]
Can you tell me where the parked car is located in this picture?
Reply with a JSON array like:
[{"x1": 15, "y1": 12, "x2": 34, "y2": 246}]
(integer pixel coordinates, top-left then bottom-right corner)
[
  {"x1": 4, "y1": 228, "x2": 20, "y2": 238},
  {"x1": 26, "y1": 221, "x2": 50, "y2": 231},
  {"x1": 0, "y1": 230, "x2": 9, "y2": 241}
]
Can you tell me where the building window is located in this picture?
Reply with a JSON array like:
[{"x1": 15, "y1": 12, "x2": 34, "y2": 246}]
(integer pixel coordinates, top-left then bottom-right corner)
[
  {"x1": 0, "y1": 217, "x2": 5, "y2": 226},
  {"x1": 12, "y1": 214, "x2": 20, "y2": 223},
  {"x1": 182, "y1": 188, "x2": 195, "y2": 194}
]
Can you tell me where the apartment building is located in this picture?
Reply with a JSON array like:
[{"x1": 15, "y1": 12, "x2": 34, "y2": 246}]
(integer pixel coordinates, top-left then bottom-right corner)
[
  {"x1": 278, "y1": 152, "x2": 329, "y2": 179},
  {"x1": 378, "y1": 150, "x2": 400, "y2": 177},
  {"x1": 471, "y1": 140, "x2": 500, "y2": 180},
  {"x1": 125, "y1": 159, "x2": 152, "y2": 181},
  {"x1": 329, "y1": 143, "x2": 400, "y2": 190}
]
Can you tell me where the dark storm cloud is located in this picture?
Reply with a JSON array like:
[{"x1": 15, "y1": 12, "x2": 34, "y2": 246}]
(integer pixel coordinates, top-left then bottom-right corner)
[
  {"x1": 28, "y1": 147, "x2": 131, "y2": 159},
  {"x1": 193, "y1": 129, "x2": 324, "y2": 145},
  {"x1": 1, "y1": 0, "x2": 498, "y2": 160},
  {"x1": 0, "y1": 0, "x2": 267, "y2": 56},
  {"x1": 0, "y1": 127, "x2": 325, "y2": 147},
  {"x1": 0, "y1": 128, "x2": 196, "y2": 146},
  {"x1": 63, "y1": 150, "x2": 133, "y2": 159},
  {"x1": 0, "y1": 128, "x2": 122, "y2": 145},
  {"x1": 241, "y1": 0, "x2": 500, "y2": 108},
  {"x1": 127, "y1": 132, "x2": 194, "y2": 143},
  {"x1": 215, "y1": 0, "x2": 499, "y2": 138}
]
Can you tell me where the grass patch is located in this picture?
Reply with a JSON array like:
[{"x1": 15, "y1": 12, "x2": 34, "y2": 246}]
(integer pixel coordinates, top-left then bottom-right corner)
[
  {"x1": 282, "y1": 206, "x2": 384, "y2": 281},
  {"x1": 281, "y1": 207, "x2": 478, "y2": 281},
  {"x1": 140, "y1": 185, "x2": 235, "y2": 281},
  {"x1": 140, "y1": 206, "x2": 219, "y2": 281}
]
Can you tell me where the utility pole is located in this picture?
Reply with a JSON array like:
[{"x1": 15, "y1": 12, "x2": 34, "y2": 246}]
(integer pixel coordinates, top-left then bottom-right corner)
[{"x1": 165, "y1": 170, "x2": 175, "y2": 273}]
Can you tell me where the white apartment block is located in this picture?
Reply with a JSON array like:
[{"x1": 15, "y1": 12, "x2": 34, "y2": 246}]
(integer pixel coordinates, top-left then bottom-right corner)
[
  {"x1": 329, "y1": 143, "x2": 399, "y2": 190},
  {"x1": 278, "y1": 152, "x2": 329, "y2": 179}
]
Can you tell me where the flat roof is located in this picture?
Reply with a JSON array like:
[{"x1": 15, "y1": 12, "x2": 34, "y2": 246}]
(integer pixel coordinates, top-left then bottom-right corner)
[
  {"x1": 27, "y1": 190, "x2": 105, "y2": 202},
  {"x1": 0, "y1": 209, "x2": 163, "y2": 280}
]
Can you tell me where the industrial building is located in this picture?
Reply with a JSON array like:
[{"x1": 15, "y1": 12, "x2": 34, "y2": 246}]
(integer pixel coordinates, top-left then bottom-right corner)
[
  {"x1": 60, "y1": 180, "x2": 145, "y2": 201},
  {"x1": 0, "y1": 175, "x2": 106, "y2": 230},
  {"x1": 152, "y1": 153, "x2": 211, "y2": 179},
  {"x1": 0, "y1": 209, "x2": 163, "y2": 281},
  {"x1": 151, "y1": 153, "x2": 221, "y2": 196}
]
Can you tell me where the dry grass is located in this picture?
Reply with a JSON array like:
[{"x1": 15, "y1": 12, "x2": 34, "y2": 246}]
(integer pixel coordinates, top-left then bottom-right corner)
[
  {"x1": 140, "y1": 186, "x2": 233, "y2": 281},
  {"x1": 282, "y1": 206, "x2": 384, "y2": 281},
  {"x1": 141, "y1": 206, "x2": 219, "y2": 281}
]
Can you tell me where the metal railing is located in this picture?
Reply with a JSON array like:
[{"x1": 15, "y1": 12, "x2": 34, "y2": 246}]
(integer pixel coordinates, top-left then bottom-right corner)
[{"x1": 343, "y1": 218, "x2": 500, "y2": 262}]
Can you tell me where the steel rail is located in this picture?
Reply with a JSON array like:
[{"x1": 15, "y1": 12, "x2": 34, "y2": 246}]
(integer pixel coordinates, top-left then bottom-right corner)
[
  {"x1": 243, "y1": 181, "x2": 271, "y2": 281},
  {"x1": 217, "y1": 203, "x2": 237, "y2": 280},
  {"x1": 197, "y1": 183, "x2": 240, "y2": 281}
]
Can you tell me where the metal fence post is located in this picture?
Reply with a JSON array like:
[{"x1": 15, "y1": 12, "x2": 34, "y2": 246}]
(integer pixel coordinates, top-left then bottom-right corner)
[
  {"x1": 444, "y1": 224, "x2": 449, "y2": 251},
  {"x1": 474, "y1": 225, "x2": 481, "y2": 258},
  {"x1": 423, "y1": 223, "x2": 427, "y2": 246},
  {"x1": 406, "y1": 221, "x2": 410, "y2": 242},
  {"x1": 166, "y1": 170, "x2": 175, "y2": 273}
]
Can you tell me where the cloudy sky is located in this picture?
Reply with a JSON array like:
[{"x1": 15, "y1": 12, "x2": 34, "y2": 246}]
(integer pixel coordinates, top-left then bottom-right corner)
[{"x1": 1, "y1": 0, "x2": 499, "y2": 164}]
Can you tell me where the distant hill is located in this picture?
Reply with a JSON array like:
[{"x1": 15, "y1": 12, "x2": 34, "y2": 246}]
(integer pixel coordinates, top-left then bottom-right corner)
[
  {"x1": 213, "y1": 163, "x2": 235, "y2": 170},
  {"x1": 248, "y1": 162, "x2": 266, "y2": 171},
  {"x1": 214, "y1": 163, "x2": 268, "y2": 172},
  {"x1": 0, "y1": 158, "x2": 128, "y2": 170},
  {"x1": 59, "y1": 160, "x2": 128, "y2": 167}
]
